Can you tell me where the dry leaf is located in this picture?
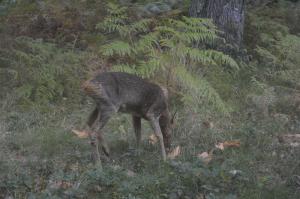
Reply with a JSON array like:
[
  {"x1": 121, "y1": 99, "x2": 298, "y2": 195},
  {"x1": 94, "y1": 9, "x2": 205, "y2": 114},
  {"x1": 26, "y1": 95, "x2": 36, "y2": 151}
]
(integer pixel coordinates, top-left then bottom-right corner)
[
  {"x1": 202, "y1": 121, "x2": 214, "y2": 129},
  {"x1": 126, "y1": 170, "x2": 136, "y2": 177},
  {"x1": 223, "y1": 140, "x2": 241, "y2": 148},
  {"x1": 94, "y1": 185, "x2": 102, "y2": 192},
  {"x1": 197, "y1": 152, "x2": 213, "y2": 164},
  {"x1": 278, "y1": 134, "x2": 300, "y2": 147},
  {"x1": 49, "y1": 180, "x2": 72, "y2": 189},
  {"x1": 215, "y1": 143, "x2": 225, "y2": 150},
  {"x1": 196, "y1": 193, "x2": 205, "y2": 199},
  {"x1": 149, "y1": 134, "x2": 158, "y2": 145},
  {"x1": 215, "y1": 140, "x2": 241, "y2": 150},
  {"x1": 167, "y1": 146, "x2": 181, "y2": 159},
  {"x1": 290, "y1": 142, "x2": 300, "y2": 147},
  {"x1": 72, "y1": 129, "x2": 89, "y2": 139},
  {"x1": 197, "y1": 152, "x2": 209, "y2": 158}
]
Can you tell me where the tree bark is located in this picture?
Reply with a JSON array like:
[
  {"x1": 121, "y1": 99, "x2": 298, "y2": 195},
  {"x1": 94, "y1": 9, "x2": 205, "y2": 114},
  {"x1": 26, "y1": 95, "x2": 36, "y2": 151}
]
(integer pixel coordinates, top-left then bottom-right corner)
[{"x1": 189, "y1": 0, "x2": 245, "y2": 48}]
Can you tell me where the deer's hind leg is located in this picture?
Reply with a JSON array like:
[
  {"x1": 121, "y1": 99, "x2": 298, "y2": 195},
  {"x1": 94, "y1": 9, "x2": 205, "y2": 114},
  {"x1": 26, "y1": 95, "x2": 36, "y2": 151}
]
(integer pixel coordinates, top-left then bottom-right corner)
[
  {"x1": 87, "y1": 107, "x2": 99, "y2": 130},
  {"x1": 132, "y1": 116, "x2": 142, "y2": 149}
]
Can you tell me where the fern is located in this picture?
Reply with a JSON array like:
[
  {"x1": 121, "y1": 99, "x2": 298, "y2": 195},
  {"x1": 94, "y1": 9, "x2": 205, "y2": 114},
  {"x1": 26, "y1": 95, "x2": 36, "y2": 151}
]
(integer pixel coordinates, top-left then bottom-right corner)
[
  {"x1": 112, "y1": 64, "x2": 138, "y2": 75},
  {"x1": 202, "y1": 50, "x2": 240, "y2": 70},
  {"x1": 174, "y1": 66, "x2": 229, "y2": 113},
  {"x1": 98, "y1": 3, "x2": 239, "y2": 114},
  {"x1": 135, "y1": 32, "x2": 160, "y2": 52},
  {"x1": 96, "y1": 3, "x2": 128, "y2": 34},
  {"x1": 121, "y1": 19, "x2": 153, "y2": 38},
  {"x1": 1, "y1": 37, "x2": 88, "y2": 108},
  {"x1": 101, "y1": 41, "x2": 135, "y2": 57}
]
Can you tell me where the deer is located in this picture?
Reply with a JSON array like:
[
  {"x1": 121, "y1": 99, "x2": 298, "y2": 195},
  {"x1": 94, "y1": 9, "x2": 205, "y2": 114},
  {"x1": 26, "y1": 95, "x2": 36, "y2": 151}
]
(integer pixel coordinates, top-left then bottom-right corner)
[{"x1": 81, "y1": 72, "x2": 172, "y2": 168}]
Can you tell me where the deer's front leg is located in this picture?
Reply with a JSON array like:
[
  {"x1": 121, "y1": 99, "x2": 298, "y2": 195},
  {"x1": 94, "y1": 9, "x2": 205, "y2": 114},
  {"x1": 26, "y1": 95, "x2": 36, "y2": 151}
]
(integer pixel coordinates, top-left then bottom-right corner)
[
  {"x1": 87, "y1": 107, "x2": 99, "y2": 129},
  {"x1": 97, "y1": 132, "x2": 110, "y2": 157},
  {"x1": 86, "y1": 107, "x2": 102, "y2": 167},
  {"x1": 92, "y1": 106, "x2": 114, "y2": 165},
  {"x1": 149, "y1": 117, "x2": 167, "y2": 161},
  {"x1": 132, "y1": 116, "x2": 142, "y2": 149},
  {"x1": 89, "y1": 131, "x2": 102, "y2": 168}
]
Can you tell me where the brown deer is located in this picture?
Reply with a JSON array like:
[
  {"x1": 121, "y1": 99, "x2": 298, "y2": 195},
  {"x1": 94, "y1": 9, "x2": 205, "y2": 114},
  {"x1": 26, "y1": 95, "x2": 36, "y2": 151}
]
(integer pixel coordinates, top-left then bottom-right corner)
[{"x1": 82, "y1": 72, "x2": 172, "y2": 167}]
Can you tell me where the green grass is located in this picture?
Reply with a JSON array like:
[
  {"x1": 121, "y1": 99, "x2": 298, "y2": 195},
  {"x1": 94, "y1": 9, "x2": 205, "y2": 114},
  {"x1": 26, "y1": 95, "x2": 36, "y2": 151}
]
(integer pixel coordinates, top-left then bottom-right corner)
[{"x1": 0, "y1": 99, "x2": 299, "y2": 199}]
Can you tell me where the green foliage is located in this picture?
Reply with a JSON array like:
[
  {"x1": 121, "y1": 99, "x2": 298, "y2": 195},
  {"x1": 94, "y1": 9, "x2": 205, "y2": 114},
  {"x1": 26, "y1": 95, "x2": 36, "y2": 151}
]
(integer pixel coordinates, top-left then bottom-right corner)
[
  {"x1": 245, "y1": 1, "x2": 300, "y2": 92},
  {"x1": 96, "y1": 2, "x2": 128, "y2": 34},
  {"x1": 97, "y1": 3, "x2": 238, "y2": 114},
  {"x1": 102, "y1": 40, "x2": 136, "y2": 57},
  {"x1": 0, "y1": 37, "x2": 88, "y2": 109},
  {"x1": 174, "y1": 66, "x2": 229, "y2": 113}
]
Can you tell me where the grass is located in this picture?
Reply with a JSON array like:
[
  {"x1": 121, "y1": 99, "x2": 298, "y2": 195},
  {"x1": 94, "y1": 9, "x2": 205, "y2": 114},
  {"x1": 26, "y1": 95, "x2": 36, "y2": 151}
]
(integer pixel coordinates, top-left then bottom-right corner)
[{"x1": 0, "y1": 97, "x2": 299, "y2": 199}]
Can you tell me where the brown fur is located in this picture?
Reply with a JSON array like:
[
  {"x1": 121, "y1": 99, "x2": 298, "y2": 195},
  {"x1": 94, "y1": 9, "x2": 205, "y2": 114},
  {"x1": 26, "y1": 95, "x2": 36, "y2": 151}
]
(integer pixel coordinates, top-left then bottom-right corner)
[{"x1": 82, "y1": 72, "x2": 172, "y2": 167}]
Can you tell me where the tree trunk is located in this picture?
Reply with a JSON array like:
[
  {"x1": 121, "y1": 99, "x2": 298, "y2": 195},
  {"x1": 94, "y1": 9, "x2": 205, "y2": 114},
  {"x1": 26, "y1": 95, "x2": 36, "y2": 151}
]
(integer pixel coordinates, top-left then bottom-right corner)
[{"x1": 189, "y1": 0, "x2": 245, "y2": 48}]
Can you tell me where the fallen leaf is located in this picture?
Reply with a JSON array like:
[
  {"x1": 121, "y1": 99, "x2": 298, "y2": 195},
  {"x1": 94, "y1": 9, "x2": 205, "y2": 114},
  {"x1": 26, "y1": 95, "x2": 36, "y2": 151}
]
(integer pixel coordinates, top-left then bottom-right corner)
[
  {"x1": 196, "y1": 193, "x2": 205, "y2": 199},
  {"x1": 149, "y1": 134, "x2": 158, "y2": 145},
  {"x1": 278, "y1": 134, "x2": 300, "y2": 147},
  {"x1": 223, "y1": 140, "x2": 241, "y2": 148},
  {"x1": 167, "y1": 146, "x2": 181, "y2": 159},
  {"x1": 215, "y1": 140, "x2": 240, "y2": 150},
  {"x1": 94, "y1": 185, "x2": 102, "y2": 192},
  {"x1": 290, "y1": 142, "x2": 300, "y2": 147},
  {"x1": 111, "y1": 164, "x2": 122, "y2": 171},
  {"x1": 197, "y1": 152, "x2": 213, "y2": 164},
  {"x1": 49, "y1": 180, "x2": 73, "y2": 189},
  {"x1": 126, "y1": 170, "x2": 136, "y2": 177},
  {"x1": 215, "y1": 143, "x2": 225, "y2": 150},
  {"x1": 197, "y1": 152, "x2": 209, "y2": 158},
  {"x1": 202, "y1": 121, "x2": 214, "y2": 129},
  {"x1": 72, "y1": 129, "x2": 89, "y2": 139}
]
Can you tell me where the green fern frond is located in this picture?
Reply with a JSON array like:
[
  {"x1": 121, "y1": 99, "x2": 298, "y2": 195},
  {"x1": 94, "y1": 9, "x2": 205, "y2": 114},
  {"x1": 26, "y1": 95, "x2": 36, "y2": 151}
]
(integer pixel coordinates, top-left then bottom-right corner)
[
  {"x1": 174, "y1": 66, "x2": 229, "y2": 113},
  {"x1": 98, "y1": 19, "x2": 126, "y2": 33},
  {"x1": 106, "y1": 2, "x2": 127, "y2": 15},
  {"x1": 181, "y1": 16, "x2": 217, "y2": 30},
  {"x1": 135, "y1": 32, "x2": 160, "y2": 52},
  {"x1": 155, "y1": 26, "x2": 180, "y2": 38},
  {"x1": 159, "y1": 38, "x2": 175, "y2": 49},
  {"x1": 250, "y1": 76, "x2": 267, "y2": 91},
  {"x1": 101, "y1": 41, "x2": 135, "y2": 57},
  {"x1": 137, "y1": 58, "x2": 162, "y2": 78},
  {"x1": 129, "y1": 19, "x2": 152, "y2": 34},
  {"x1": 96, "y1": 3, "x2": 128, "y2": 33},
  {"x1": 182, "y1": 32, "x2": 218, "y2": 45},
  {"x1": 274, "y1": 69, "x2": 300, "y2": 82},
  {"x1": 112, "y1": 64, "x2": 138, "y2": 74},
  {"x1": 119, "y1": 19, "x2": 153, "y2": 39},
  {"x1": 202, "y1": 50, "x2": 239, "y2": 70},
  {"x1": 188, "y1": 48, "x2": 217, "y2": 65}
]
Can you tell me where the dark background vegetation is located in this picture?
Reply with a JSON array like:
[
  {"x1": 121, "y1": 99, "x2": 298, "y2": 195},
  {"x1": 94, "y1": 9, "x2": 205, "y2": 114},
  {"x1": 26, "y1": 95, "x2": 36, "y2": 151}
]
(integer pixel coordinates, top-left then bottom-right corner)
[{"x1": 0, "y1": 0, "x2": 299, "y2": 198}]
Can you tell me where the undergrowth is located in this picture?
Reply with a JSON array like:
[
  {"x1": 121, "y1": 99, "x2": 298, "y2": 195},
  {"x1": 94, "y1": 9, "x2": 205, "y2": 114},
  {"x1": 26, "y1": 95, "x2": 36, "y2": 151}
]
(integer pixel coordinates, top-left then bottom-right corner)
[{"x1": 0, "y1": 0, "x2": 300, "y2": 199}]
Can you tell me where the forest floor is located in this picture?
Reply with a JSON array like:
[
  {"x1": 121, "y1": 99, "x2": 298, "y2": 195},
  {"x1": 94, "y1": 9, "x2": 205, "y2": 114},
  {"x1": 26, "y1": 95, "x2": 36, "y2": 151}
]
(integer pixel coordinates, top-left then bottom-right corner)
[
  {"x1": 1, "y1": 0, "x2": 300, "y2": 198},
  {"x1": 0, "y1": 100, "x2": 299, "y2": 199}
]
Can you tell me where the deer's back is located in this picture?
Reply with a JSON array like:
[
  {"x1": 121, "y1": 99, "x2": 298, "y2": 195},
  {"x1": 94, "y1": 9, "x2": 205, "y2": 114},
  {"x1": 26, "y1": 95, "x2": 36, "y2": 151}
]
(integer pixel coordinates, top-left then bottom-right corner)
[{"x1": 83, "y1": 72, "x2": 167, "y2": 118}]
